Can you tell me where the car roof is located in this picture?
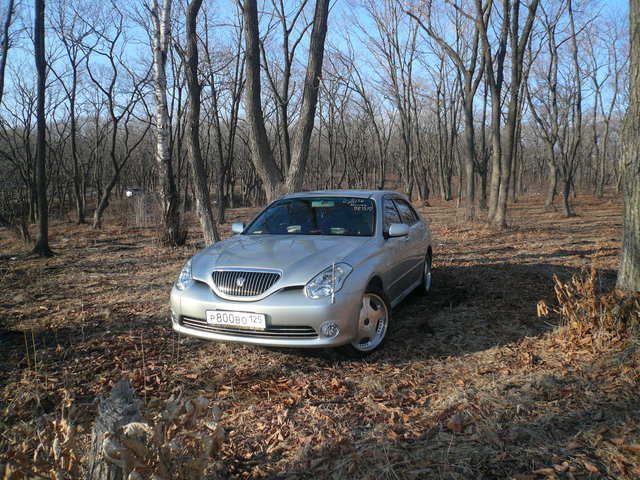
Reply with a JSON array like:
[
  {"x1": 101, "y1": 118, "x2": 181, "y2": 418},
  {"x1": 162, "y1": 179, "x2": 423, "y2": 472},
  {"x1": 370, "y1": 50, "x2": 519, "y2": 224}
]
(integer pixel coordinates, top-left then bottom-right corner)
[{"x1": 282, "y1": 189, "x2": 406, "y2": 200}]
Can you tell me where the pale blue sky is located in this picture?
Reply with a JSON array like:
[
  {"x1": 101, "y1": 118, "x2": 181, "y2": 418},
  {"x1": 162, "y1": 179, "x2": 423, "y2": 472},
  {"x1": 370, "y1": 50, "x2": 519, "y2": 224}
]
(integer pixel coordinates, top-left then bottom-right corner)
[{"x1": 0, "y1": 0, "x2": 631, "y2": 117}]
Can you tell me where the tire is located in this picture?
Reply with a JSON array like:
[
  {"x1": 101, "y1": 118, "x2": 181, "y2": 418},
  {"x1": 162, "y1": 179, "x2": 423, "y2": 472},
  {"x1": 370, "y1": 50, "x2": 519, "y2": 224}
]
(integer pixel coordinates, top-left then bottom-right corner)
[
  {"x1": 340, "y1": 286, "x2": 391, "y2": 357},
  {"x1": 418, "y1": 251, "x2": 433, "y2": 295}
]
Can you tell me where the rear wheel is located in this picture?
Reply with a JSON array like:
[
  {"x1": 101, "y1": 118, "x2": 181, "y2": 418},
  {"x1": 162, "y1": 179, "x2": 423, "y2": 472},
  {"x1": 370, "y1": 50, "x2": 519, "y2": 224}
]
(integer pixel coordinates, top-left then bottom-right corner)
[
  {"x1": 341, "y1": 287, "x2": 390, "y2": 357},
  {"x1": 419, "y1": 251, "x2": 433, "y2": 295}
]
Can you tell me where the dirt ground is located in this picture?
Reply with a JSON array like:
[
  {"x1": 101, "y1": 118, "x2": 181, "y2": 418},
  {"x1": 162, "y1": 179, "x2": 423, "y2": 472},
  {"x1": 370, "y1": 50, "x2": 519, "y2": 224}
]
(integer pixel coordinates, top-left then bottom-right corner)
[{"x1": 1, "y1": 193, "x2": 639, "y2": 479}]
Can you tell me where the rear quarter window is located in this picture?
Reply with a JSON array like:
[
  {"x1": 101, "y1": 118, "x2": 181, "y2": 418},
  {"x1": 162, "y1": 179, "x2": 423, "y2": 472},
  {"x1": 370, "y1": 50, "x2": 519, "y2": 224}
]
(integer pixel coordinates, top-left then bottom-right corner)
[{"x1": 393, "y1": 199, "x2": 419, "y2": 225}]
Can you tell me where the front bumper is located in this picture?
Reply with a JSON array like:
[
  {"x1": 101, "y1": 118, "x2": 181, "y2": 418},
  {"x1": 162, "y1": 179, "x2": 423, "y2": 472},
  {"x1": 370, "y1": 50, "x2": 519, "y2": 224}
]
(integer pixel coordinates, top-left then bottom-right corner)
[{"x1": 170, "y1": 282, "x2": 363, "y2": 348}]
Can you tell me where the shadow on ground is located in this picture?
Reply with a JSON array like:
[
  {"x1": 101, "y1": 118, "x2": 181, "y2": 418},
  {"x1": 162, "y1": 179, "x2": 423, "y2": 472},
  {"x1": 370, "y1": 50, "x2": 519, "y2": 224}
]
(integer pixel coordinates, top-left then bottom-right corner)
[{"x1": 258, "y1": 263, "x2": 617, "y2": 366}]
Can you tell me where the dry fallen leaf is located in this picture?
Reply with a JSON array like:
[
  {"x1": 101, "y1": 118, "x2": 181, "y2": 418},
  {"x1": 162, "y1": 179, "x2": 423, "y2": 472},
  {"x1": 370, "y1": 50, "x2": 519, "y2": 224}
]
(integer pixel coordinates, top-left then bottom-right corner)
[
  {"x1": 553, "y1": 462, "x2": 569, "y2": 473},
  {"x1": 445, "y1": 414, "x2": 463, "y2": 433},
  {"x1": 532, "y1": 467, "x2": 556, "y2": 475},
  {"x1": 622, "y1": 444, "x2": 640, "y2": 454},
  {"x1": 582, "y1": 460, "x2": 599, "y2": 473}
]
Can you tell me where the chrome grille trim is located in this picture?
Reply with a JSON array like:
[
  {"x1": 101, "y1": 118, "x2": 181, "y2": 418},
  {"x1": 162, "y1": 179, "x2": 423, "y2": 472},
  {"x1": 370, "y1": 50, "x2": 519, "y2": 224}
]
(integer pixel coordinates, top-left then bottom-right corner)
[
  {"x1": 211, "y1": 268, "x2": 281, "y2": 300},
  {"x1": 180, "y1": 317, "x2": 318, "y2": 339}
]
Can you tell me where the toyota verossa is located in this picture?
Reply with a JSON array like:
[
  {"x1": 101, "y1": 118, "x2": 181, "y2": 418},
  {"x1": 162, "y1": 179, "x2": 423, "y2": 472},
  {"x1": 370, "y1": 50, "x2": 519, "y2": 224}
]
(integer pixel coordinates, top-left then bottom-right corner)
[{"x1": 170, "y1": 190, "x2": 432, "y2": 355}]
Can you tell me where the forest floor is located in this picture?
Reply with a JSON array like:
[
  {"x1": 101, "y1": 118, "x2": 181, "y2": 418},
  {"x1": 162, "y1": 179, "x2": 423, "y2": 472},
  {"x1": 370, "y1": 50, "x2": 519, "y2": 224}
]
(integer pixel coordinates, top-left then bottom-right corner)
[{"x1": 1, "y1": 193, "x2": 639, "y2": 479}]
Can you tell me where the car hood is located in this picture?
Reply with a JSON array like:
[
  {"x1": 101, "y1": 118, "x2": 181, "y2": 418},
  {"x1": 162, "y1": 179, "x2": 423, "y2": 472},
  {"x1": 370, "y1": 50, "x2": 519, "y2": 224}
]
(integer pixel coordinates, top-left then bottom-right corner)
[{"x1": 191, "y1": 234, "x2": 373, "y2": 286}]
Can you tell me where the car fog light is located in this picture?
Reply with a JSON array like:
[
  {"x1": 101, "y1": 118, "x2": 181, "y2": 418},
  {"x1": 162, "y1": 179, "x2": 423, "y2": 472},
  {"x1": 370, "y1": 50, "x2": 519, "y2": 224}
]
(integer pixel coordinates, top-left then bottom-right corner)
[
  {"x1": 320, "y1": 321, "x2": 340, "y2": 338},
  {"x1": 171, "y1": 311, "x2": 179, "y2": 324}
]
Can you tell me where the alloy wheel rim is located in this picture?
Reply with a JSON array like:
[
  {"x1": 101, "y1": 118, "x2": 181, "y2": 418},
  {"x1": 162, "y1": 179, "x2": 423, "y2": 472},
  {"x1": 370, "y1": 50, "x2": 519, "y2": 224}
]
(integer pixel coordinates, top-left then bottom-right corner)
[
  {"x1": 351, "y1": 293, "x2": 388, "y2": 352},
  {"x1": 424, "y1": 257, "x2": 432, "y2": 292}
]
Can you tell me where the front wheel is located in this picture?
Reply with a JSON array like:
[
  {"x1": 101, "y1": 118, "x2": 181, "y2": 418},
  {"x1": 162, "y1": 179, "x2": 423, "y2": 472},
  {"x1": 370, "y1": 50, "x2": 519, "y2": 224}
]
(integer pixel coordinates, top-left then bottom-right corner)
[{"x1": 341, "y1": 288, "x2": 391, "y2": 357}]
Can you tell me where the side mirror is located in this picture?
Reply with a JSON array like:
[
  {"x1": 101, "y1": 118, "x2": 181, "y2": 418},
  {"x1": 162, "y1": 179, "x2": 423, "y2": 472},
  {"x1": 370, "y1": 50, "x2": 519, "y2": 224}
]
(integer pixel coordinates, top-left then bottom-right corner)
[
  {"x1": 231, "y1": 222, "x2": 245, "y2": 234},
  {"x1": 388, "y1": 223, "x2": 409, "y2": 238}
]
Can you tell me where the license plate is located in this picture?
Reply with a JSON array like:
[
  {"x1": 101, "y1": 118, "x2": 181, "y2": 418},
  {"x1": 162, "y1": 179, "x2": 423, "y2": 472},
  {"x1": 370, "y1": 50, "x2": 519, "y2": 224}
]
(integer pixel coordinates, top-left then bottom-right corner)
[{"x1": 206, "y1": 310, "x2": 266, "y2": 330}]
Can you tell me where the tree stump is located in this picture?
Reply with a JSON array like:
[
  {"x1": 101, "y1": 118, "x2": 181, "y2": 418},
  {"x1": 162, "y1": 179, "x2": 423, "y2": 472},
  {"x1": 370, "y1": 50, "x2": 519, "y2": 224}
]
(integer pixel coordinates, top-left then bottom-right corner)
[{"x1": 87, "y1": 380, "x2": 142, "y2": 480}]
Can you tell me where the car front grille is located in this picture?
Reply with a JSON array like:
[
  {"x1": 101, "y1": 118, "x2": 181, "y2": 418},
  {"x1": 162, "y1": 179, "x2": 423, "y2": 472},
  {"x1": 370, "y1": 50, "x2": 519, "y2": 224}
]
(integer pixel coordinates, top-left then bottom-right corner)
[
  {"x1": 211, "y1": 269, "x2": 281, "y2": 298},
  {"x1": 180, "y1": 316, "x2": 318, "y2": 339}
]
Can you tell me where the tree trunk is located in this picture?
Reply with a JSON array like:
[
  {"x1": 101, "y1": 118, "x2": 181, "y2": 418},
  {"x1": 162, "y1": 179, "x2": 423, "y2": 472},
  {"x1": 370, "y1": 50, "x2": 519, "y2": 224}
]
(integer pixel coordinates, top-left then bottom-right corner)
[
  {"x1": 184, "y1": 0, "x2": 218, "y2": 244},
  {"x1": 70, "y1": 63, "x2": 85, "y2": 224},
  {"x1": 243, "y1": 0, "x2": 329, "y2": 200},
  {"x1": 152, "y1": 0, "x2": 183, "y2": 246},
  {"x1": 561, "y1": 177, "x2": 572, "y2": 218},
  {"x1": 617, "y1": 0, "x2": 640, "y2": 292},
  {"x1": 32, "y1": 0, "x2": 52, "y2": 257},
  {"x1": 491, "y1": 0, "x2": 539, "y2": 228},
  {"x1": 285, "y1": 0, "x2": 330, "y2": 193},
  {"x1": 544, "y1": 160, "x2": 557, "y2": 211},
  {"x1": 92, "y1": 173, "x2": 119, "y2": 229},
  {"x1": 486, "y1": 96, "x2": 502, "y2": 222},
  {"x1": 87, "y1": 380, "x2": 142, "y2": 480},
  {"x1": 242, "y1": 0, "x2": 283, "y2": 201},
  {"x1": 462, "y1": 99, "x2": 476, "y2": 220},
  {"x1": 479, "y1": 168, "x2": 487, "y2": 209},
  {"x1": 0, "y1": 0, "x2": 15, "y2": 104},
  {"x1": 493, "y1": 96, "x2": 517, "y2": 228},
  {"x1": 596, "y1": 141, "x2": 606, "y2": 198}
]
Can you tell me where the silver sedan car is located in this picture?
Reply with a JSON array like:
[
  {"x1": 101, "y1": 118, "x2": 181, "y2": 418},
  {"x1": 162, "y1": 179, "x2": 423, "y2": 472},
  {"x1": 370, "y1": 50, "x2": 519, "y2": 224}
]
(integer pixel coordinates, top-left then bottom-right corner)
[{"x1": 170, "y1": 190, "x2": 432, "y2": 355}]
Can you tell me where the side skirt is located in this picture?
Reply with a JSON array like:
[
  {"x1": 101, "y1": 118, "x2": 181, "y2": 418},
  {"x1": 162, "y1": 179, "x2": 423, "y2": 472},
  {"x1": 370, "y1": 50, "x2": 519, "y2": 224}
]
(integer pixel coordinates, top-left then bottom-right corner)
[{"x1": 390, "y1": 277, "x2": 422, "y2": 309}]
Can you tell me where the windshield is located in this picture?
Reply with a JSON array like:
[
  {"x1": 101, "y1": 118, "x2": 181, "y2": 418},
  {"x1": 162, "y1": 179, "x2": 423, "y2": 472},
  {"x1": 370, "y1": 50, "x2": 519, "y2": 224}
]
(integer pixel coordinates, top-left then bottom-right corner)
[{"x1": 244, "y1": 196, "x2": 376, "y2": 237}]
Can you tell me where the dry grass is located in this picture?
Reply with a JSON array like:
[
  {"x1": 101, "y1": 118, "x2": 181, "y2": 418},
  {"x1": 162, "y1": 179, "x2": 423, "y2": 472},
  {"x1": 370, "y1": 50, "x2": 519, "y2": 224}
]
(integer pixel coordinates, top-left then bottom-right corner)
[{"x1": 1, "y1": 193, "x2": 639, "y2": 479}]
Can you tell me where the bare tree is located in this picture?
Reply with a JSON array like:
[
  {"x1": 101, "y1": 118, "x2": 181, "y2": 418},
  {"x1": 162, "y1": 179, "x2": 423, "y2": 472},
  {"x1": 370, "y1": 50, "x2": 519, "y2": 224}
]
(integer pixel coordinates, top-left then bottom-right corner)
[
  {"x1": 425, "y1": 51, "x2": 459, "y2": 201},
  {"x1": 0, "y1": 74, "x2": 37, "y2": 221},
  {"x1": 359, "y1": 0, "x2": 422, "y2": 198},
  {"x1": 242, "y1": 0, "x2": 282, "y2": 201},
  {"x1": 201, "y1": 5, "x2": 245, "y2": 223},
  {"x1": 467, "y1": 0, "x2": 538, "y2": 226},
  {"x1": 585, "y1": 19, "x2": 627, "y2": 198},
  {"x1": 473, "y1": 0, "x2": 509, "y2": 223},
  {"x1": 492, "y1": 0, "x2": 539, "y2": 227},
  {"x1": 286, "y1": 0, "x2": 330, "y2": 193},
  {"x1": 554, "y1": 0, "x2": 583, "y2": 218},
  {"x1": 617, "y1": 0, "x2": 640, "y2": 291},
  {"x1": 49, "y1": 0, "x2": 94, "y2": 224},
  {"x1": 407, "y1": 0, "x2": 485, "y2": 218},
  {"x1": 242, "y1": 0, "x2": 330, "y2": 201},
  {"x1": 83, "y1": 6, "x2": 151, "y2": 228},
  {"x1": 341, "y1": 48, "x2": 393, "y2": 190},
  {"x1": 33, "y1": 0, "x2": 52, "y2": 256},
  {"x1": 167, "y1": 43, "x2": 189, "y2": 215},
  {"x1": 0, "y1": 0, "x2": 15, "y2": 104},
  {"x1": 526, "y1": 1, "x2": 563, "y2": 211},
  {"x1": 259, "y1": 0, "x2": 311, "y2": 174},
  {"x1": 150, "y1": 0, "x2": 184, "y2": 245},
  {"x1": 182, "y1": 0, "x2": 218, "y2": 243}
]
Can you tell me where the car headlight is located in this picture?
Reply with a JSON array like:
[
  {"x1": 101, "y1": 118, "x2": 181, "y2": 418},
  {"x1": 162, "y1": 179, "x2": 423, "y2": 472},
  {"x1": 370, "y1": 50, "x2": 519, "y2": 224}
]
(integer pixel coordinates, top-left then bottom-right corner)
[
  {"x1": 304, "y1": 263, "x2": 352, "y2": 299},
  {"x1": 175, "y1": 259, "x2": 193, "y2": 291}
]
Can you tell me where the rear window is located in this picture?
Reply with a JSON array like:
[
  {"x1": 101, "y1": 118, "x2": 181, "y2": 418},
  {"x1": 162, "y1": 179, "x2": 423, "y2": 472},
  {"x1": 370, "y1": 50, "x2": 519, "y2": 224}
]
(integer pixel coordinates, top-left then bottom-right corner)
[{"x1": 245, "y1": 196, "x2": 376, "y2": 237}]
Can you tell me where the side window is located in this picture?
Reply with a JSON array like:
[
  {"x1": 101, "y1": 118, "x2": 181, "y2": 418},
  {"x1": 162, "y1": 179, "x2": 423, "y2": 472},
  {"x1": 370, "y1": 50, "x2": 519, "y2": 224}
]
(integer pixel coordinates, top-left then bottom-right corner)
[
  {"x1": 383, "y1": 199, "x2": 401, "y2": 231},
  {"x1": 393, "y1": 199, "x2": 419, "y2": 225}
]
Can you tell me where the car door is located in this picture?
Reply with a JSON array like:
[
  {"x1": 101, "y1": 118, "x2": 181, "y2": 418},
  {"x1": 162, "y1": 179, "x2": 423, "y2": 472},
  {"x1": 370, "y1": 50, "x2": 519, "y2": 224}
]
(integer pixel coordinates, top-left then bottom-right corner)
[
  {"x1": 393, "y1": 198, "x2": 425, "y2": 288},
  {"x1": 381, "y1": 197, "x2": 413, "y2": 303}
]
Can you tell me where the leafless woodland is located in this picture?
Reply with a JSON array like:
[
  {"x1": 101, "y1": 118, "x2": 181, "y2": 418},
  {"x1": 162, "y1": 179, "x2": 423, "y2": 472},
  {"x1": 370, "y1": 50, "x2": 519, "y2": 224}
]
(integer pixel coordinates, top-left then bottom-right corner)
[
  {"x1": 0, "y1": 0, "x2": 639, "y2": 478},
  {"x1": 0, "y1": 0, "x2": 634, "y2": 240}
]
